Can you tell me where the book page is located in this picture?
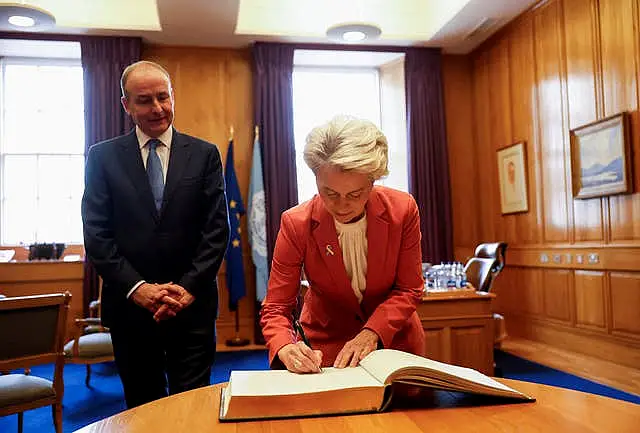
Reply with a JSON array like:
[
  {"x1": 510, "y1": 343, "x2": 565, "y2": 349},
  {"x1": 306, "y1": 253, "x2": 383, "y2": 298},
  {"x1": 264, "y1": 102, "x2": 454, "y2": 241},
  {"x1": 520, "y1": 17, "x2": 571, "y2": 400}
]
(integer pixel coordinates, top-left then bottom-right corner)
[
  {"x1": 360, "y1": 349, "x2": 450, "y2": 383},
  {"x1": 220, "y1": 385, "x2": 231, "y2": 418},
  {"x1": 360, "y1": 349, "x2": 523, "y2": 395},
  {"x1": 229, "y1": 366, "x2": 381, "y2": 397}
]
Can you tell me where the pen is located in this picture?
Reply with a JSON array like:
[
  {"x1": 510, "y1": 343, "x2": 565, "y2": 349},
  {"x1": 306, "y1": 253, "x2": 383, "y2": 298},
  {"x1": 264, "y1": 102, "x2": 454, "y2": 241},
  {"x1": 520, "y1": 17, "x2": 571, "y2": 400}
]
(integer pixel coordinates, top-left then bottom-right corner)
[
  {"x1": 293, "y1": 318, "x2": 312, "y2": 349},
  {"x1": 293, "y1": 318, "x2": 322, "y2": 373}
]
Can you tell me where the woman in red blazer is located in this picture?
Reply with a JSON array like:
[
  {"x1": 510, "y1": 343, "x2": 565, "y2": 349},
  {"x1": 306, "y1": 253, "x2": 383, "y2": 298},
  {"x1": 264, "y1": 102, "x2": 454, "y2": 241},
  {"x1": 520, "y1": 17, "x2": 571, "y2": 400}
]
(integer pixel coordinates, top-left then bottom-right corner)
[{"x1": 260, "y1": 116, "x2": 425, "y2": 373}]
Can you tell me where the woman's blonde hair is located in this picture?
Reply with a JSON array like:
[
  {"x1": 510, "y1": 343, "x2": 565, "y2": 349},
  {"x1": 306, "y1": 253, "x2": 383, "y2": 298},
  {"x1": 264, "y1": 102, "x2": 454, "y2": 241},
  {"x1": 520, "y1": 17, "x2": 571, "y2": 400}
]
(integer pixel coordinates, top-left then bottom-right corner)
[{"x1": 303, "y1": 115, "x2": 389, "y2": 180}]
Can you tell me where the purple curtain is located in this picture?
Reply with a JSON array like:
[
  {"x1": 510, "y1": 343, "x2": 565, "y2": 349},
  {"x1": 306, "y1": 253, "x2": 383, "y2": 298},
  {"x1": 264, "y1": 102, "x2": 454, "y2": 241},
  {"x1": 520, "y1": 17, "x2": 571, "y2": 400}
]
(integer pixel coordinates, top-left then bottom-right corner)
[
  {"x1": 405, "y1": 48, "x2": 453, "y2": 264},
  {"x1": 80, "y1": 37, "x2": 141, "y2": 314},
  {"x1": 252, "y1": 42, "x2": 298, "y2": 266},
  {"x1": 252, "y1": 42, "x2": 297, "y2": 343}
]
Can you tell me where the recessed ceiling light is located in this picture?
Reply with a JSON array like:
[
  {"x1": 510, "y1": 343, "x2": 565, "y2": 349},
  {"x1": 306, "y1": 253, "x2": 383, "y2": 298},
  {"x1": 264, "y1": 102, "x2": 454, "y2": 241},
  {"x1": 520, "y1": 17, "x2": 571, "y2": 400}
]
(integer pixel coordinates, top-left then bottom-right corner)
[
  {"x1": 342, "y1": 31, "x2": 366, "y2": 42},
  {"x1": 8, "y1": 15, "x2": 35, "y2": 27},
  {"x1": 0, "y1": 3, "x2": 56, "y2": 31},
  {"x1": 326, "y1": 23, "x2": 382, "y2": 43}
]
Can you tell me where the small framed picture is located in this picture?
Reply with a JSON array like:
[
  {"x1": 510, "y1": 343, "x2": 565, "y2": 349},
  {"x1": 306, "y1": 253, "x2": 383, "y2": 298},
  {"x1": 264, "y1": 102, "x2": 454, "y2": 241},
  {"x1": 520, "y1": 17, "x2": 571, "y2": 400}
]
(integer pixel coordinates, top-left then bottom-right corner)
[
  {"x1": 496, "y1": 141, "x2": 529, "y2": 214},
  {"x1": 570, "y1": 113, "x2": 632, "y2": 199}
]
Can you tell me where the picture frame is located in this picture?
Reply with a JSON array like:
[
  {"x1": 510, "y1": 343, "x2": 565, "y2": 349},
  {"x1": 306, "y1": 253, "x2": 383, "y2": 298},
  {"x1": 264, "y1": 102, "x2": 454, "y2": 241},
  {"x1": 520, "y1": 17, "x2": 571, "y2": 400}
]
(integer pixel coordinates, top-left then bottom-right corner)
[
  {"x1": 570, "y1": 113, "x2": 631, "y2": 199},
  {"x1": 496, "y1": 141, "x2": 529, "y2": 214}
]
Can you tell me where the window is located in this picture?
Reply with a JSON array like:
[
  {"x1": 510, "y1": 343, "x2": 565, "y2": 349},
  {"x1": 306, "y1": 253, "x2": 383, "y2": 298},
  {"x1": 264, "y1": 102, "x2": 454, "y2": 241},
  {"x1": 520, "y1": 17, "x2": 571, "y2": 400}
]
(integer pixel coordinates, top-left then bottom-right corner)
[
  {"x1": 292, "y1": 51, "x2": 407, "y2": 204},
  {"x1": 0, "y1": 58, "x2": 85, "y2": 245}
]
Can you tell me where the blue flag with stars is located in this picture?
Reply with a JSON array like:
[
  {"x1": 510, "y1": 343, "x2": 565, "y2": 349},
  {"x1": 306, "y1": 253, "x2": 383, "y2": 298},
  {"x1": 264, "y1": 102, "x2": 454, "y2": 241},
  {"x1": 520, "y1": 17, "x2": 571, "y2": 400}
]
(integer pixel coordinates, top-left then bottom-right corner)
[{"x1": 224, "y1": 138, "x2": 246, "y2": 311}]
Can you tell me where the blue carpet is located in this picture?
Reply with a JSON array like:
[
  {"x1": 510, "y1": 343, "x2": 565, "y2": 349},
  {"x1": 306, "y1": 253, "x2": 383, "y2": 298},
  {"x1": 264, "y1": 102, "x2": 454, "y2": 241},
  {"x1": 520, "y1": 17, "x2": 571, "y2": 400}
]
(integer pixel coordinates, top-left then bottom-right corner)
[
  {"x1": 0, "y1": 351, "x2": 270, "y2": 433},
  {"x1": 495, "y1": 350, "x2": 640, "y2": 404},
  {"x1": 1, "y1": 349, "x2": 637, "y2": 432}
]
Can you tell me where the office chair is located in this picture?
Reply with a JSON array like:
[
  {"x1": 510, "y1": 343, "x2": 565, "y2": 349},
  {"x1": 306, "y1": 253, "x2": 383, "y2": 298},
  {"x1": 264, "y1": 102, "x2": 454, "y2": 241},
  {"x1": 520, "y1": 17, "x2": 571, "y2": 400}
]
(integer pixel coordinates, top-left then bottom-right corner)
[
  {"x1": 465, "y1": 242, "x2": 509, "y2": 349},
  {"x1": 463, "y1": 257, "x2": 496, "y2": 292},
  {"x1": 475, "y1": 242, "x2": 508, "y2": 286}
]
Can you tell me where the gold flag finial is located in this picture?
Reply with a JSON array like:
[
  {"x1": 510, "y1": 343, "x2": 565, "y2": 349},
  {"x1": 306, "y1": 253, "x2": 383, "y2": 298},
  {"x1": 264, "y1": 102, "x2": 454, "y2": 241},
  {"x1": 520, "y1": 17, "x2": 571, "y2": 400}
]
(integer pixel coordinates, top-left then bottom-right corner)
[
  {"x1": 254, "y1": 125, "x2": 259, "y2": 141},
  {"x1": 229, "y1": 125, "x2": 234, "y2": 141}
]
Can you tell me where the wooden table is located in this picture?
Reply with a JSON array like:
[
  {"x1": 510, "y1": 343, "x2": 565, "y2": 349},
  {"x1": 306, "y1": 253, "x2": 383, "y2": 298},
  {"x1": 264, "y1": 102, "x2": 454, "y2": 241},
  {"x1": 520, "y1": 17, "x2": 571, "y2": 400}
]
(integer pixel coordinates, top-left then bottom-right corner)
[
  {"x1": 74, "y1": 380, "x2": 640, "y2": 433},
  {"x1": 418, "y1": 291, "x2": 495, "y2": 375}
]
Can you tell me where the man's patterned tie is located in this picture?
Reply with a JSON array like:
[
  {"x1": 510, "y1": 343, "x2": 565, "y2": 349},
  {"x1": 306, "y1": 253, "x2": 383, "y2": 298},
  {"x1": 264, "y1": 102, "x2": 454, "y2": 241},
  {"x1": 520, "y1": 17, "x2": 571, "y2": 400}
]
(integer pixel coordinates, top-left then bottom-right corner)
[{"x1": 146, "y1": 139, "x2": 164, "y2": 211}]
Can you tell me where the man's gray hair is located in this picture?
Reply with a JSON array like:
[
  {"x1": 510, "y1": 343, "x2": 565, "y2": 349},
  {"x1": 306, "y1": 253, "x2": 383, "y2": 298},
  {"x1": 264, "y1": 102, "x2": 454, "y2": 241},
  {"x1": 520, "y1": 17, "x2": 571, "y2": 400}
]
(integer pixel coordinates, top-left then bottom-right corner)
[{"x1": 121, "y1": 60, "x2": 172, "y2": 98}]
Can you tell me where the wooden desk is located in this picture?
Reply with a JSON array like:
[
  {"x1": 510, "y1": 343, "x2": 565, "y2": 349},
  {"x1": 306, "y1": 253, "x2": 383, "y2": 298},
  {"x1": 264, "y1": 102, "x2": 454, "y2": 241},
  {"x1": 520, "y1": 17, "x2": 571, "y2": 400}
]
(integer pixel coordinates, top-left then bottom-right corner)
[
  {"x1": 74, "y1": 380, "x2": 640, "y2": 433},
  {"x1": 0, "y1": 260, "x2": 84, "y2": 339},
  {"x1": 418, "y1": 291, "x2": 494, "y2": 375}
]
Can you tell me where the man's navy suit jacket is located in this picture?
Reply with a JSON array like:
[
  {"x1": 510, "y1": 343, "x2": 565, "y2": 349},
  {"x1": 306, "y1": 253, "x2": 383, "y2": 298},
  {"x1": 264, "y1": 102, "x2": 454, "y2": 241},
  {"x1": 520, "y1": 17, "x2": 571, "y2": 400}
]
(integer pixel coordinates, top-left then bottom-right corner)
[{"x1": 82, "y1": 129, "x2": 230, "y2": 327}]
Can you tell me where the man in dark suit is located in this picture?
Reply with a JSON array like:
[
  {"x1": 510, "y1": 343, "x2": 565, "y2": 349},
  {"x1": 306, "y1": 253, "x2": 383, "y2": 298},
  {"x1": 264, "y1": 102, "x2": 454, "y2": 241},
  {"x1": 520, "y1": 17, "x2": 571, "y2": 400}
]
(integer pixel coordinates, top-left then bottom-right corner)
[{"x1": 82, "y1": 61, "x2": 230, "y2": 408}]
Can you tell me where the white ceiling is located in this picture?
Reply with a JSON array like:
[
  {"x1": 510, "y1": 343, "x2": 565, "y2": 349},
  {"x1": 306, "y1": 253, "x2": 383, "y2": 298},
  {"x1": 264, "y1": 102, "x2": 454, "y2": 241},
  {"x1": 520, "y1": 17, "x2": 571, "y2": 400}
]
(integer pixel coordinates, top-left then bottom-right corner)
[
  {"x1": 26, "y1": 0, "x2": 161, "y2": 30},
  {"x1": 236, "y1": 0, "x2": 470, "y2": 41},
  {"x1": 2, "y1": 0, "x2": 538, "y2": 54}
]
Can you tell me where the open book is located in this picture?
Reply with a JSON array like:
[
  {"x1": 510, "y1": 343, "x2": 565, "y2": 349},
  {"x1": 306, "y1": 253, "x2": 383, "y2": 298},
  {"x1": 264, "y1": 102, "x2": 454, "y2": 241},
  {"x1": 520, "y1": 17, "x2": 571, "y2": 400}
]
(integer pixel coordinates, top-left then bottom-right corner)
[{"x1": 219, "y1": 349, "x2": 534, "y2": 421}]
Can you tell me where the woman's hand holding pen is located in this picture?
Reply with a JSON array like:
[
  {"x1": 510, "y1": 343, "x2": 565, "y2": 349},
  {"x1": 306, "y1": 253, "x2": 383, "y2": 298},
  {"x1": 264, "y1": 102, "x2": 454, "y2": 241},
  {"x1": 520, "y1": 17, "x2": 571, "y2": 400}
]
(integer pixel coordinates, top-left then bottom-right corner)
[{"x1": 278, "y1": 342, "x2": 323, "y2": 374}]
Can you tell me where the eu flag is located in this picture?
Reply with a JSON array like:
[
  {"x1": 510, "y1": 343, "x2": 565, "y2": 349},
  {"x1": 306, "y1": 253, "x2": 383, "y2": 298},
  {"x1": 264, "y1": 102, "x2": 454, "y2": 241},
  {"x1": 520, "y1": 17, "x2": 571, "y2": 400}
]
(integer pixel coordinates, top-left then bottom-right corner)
[{"x1": 224, "y1": 138, "x2": 246, "y2": 311}]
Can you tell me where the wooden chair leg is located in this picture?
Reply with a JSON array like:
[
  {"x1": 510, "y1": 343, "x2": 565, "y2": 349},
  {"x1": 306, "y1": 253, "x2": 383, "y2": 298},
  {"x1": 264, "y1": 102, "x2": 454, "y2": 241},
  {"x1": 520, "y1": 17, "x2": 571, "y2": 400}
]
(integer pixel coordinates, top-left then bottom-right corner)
[
  {"x1": 18, "y1": 412, "x2": 24, "y2": 433},
  {"x1": 85, "y1": 364, "x2": 92, "y2": 386},
  {"x1": 52, "y1": 403, "x2": 63, "y2": 433}
]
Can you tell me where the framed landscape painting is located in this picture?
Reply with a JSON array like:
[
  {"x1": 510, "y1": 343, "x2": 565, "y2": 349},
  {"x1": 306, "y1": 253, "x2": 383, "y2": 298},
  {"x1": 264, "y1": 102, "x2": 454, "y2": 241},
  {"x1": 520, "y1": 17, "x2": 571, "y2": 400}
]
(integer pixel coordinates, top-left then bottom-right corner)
[
  {"x1": 496, "y1": 141, "x2": 529, "y2": 214},
  {"x1": 570, "y1": 113, "x2": 631, "y2": 199}
]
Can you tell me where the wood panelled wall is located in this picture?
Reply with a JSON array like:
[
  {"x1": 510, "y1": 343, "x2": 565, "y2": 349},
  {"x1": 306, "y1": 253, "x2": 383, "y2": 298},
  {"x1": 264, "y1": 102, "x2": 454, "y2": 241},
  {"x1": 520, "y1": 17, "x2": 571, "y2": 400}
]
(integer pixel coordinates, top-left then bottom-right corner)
[
  {"x1": 142, "y1": 46, "x2": 258, "y2": 347},
  {"x1": 443, "y1": 0, "x2": 640, "y2": 368}
]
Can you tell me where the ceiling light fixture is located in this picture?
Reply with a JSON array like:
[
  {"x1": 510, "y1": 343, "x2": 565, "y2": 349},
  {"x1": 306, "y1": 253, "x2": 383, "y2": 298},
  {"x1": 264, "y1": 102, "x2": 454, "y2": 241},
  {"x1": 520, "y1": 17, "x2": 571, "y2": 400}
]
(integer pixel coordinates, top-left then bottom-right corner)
[
  {"x1": 326, "y1": 23, "x2": 381, "y2": 43},
  {"x1": 0, "y1": 2, "x2": 56, "y2": 31}
]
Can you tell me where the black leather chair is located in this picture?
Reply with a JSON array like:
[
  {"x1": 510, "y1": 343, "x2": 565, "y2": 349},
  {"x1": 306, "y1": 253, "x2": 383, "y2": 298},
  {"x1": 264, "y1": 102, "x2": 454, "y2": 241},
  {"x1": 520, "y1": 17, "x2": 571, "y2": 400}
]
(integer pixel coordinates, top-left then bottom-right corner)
[
  {"x1": 463, "y1": 257, "x2": 495, "y2": 292},
  {"x1": 465, "y1": 242, "x2": 509, "y2": 348},
  {"x1": 474, "y1": 242, "x2": 508, "y2": 288}
]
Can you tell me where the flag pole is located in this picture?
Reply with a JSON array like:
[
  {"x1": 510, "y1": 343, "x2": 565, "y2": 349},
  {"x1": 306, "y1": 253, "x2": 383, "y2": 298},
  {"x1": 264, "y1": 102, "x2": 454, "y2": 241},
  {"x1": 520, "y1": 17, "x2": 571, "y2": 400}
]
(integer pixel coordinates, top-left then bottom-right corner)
[{"x1": 226, "y1": 307, "x2": 250, "y2": 347}]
